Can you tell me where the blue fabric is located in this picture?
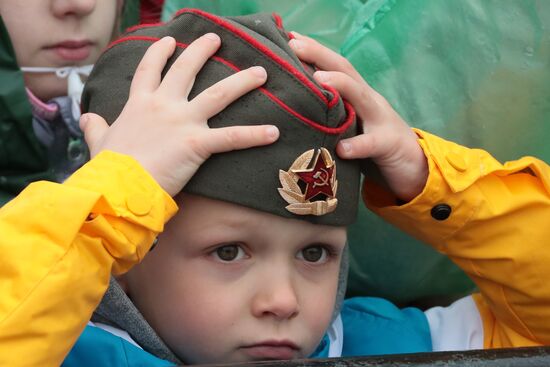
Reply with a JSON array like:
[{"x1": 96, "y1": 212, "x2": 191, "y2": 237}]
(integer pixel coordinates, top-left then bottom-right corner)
[
  {"x1": 65, "y1": 297, "x2": 431, "y2": 365},
  {"x1": 310, "y1": 334, "x2": 330, "y2": 358},
  {"x1": 62, "y1": 325, "x2": 173, "y2": 367},
  {"x1": 340, "y1": 297, "x2": 432, "y2": 356}
]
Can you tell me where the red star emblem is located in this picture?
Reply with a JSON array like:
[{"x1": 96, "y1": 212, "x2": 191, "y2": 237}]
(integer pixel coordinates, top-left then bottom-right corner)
[{"x1": 293, "y1": 151, "x2": 335, "y2": 201}]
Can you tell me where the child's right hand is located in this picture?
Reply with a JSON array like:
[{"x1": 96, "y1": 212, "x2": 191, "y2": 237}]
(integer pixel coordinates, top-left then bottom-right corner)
[
  {"x1": 289, "y1": 33, "x2": 428, "y2": 201},
  {"x1": 80, "y1": 34, "x2": 279, "y2": 197}
]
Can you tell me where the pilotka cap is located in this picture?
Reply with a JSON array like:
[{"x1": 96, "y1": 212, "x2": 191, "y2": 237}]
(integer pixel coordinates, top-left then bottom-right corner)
[{"x1": 82, "y1": 8, "x2": 360, "y2": 225}]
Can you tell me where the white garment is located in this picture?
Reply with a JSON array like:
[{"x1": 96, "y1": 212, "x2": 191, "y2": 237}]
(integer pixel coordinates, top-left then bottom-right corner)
[
  {"x1": 327, "y1": 314, "x2": 344, "y2": 357},
  {"x1": 88, "y1": 321, "x2": 142, "y2": 349},
  {"x1": 20, "y1": 65, "x2": 93, "y2": 121},
  {"x1": 425, "y1": 295, "x2": 484, "y2": 351}
]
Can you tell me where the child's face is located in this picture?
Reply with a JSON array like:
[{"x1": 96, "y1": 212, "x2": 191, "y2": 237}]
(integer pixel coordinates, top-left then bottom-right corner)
[
  {"x1": 0, "y1": 0, "x2": 121, "y2": 101},
  {"x1": 123, "y1": 194, "x2": 347, "y2": 364}
]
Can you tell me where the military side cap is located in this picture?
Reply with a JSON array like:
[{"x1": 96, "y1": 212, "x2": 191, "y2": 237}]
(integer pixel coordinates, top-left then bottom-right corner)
[{"x1": 82, "y1": 9, "x2": 360, "y2": 225}]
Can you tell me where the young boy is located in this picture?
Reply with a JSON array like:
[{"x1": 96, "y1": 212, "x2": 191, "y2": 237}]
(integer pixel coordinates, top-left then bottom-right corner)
[{"x1": 1, "y1": 9, "x2": 549, "y2": 367}]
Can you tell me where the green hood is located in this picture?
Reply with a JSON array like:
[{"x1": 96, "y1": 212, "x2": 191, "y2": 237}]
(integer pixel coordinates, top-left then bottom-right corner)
[{"x1": 0, "y1": 15, "x2": 51, "y2": 206}]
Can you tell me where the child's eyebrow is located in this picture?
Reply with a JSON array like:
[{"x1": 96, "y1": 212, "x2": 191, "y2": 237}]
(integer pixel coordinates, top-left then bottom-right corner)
[{"x1": 186, "y1": 217, "x2": 255, "y2": 237}]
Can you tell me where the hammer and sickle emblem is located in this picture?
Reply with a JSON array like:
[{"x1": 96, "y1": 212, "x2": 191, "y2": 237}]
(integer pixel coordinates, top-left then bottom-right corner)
[
  {"x1": 313, "y1": 168, "x2": 330, "y2": 188},
  {"x1": 278, "y1": 148, "x2": 338, "y2": 216}
]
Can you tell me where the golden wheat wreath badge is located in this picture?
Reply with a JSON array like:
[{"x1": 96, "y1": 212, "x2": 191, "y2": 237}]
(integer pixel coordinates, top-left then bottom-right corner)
[{"x1": 278, "y1": 148, "x2": 338, "y2": 216}]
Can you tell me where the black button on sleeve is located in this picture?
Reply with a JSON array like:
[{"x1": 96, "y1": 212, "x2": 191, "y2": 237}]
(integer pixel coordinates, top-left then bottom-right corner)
[{"x1": 431, "y1": 204, "x2": 452, "y2": 221}]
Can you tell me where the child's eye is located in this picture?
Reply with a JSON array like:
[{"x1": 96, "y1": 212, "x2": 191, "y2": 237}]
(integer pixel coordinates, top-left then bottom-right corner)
[
  {"x1": 213, "y1": 244, "x2": 246, "y2": 262},
  {"x1": 297, "y1": 245, "x2": 328, "y2": 263}
]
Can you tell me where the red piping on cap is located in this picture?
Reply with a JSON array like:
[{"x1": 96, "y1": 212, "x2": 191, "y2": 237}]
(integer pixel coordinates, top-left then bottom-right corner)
[
  {"x1": 260, "y1": 87, "x2": 355, "y2": 134},
  {"x1": 104, "y1": 36, "x2": 355, "y2": 135},
  {"x1": 322, "y1": 84, "x2": 340, "y2": 109},
  {"x1": 272, "y1": 12, "x2": 284, "y2": 29},
  {"x1": 117, "y1": 9, "x2": 330, "y2": 106},
  {"x1": 174, "y1": 8, "x2": 329, "y2": 106}
]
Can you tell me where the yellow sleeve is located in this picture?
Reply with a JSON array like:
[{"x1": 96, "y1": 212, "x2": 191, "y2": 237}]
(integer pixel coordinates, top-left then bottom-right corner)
[
  {"x1": 363, "y1": 129, "x2": 550, "y2": 348},
  {"x1": 0, "y1": 151, "x2": 178, "y2": 367}
]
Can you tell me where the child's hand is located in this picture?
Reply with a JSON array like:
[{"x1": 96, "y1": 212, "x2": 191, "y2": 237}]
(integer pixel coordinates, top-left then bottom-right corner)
[
  {"x1": 80, "y1": 34, "x2": 279, "y2": 197},
  {"x1": 289, "y1": 33, "x2": 427, "y2": 201}
]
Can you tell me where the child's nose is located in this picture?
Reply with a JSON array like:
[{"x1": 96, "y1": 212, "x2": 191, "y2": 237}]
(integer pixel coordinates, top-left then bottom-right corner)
[
  {"x1": 251, "y1": 276, "x2": 300, "y2": 320},
  {"x1": 51, "y1": 0, "x2": 96, "y2": 18}
]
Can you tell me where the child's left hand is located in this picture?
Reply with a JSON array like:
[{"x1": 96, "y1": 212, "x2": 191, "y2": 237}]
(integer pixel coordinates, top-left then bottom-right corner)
[{"x1": 289, "y1": 33, "x2": 428, "y2": 201}]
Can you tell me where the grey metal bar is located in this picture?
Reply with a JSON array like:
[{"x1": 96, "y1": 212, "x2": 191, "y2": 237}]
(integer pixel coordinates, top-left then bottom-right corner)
[{"x1": 198, "y1": 347, "x2": 550, "y2": 367}]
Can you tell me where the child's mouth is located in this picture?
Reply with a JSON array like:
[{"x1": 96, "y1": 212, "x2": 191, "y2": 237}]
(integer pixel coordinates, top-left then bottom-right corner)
[
  {"x1": 46, "y1": 40, "x2": 93, "y2": 62},
  {"x1": 240, "y1": 341, "x2": 300, "y2": 360}
]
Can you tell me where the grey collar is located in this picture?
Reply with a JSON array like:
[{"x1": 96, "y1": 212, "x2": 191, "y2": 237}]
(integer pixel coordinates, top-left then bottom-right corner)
[{"x1": 92, "y1": 277, "x2": 182, "y2": 364}]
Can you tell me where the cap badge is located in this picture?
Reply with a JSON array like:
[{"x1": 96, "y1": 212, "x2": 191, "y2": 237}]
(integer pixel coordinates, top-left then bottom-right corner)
[{"x1": 278, "y1": 148, "x2": 338, "y2": 216}]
